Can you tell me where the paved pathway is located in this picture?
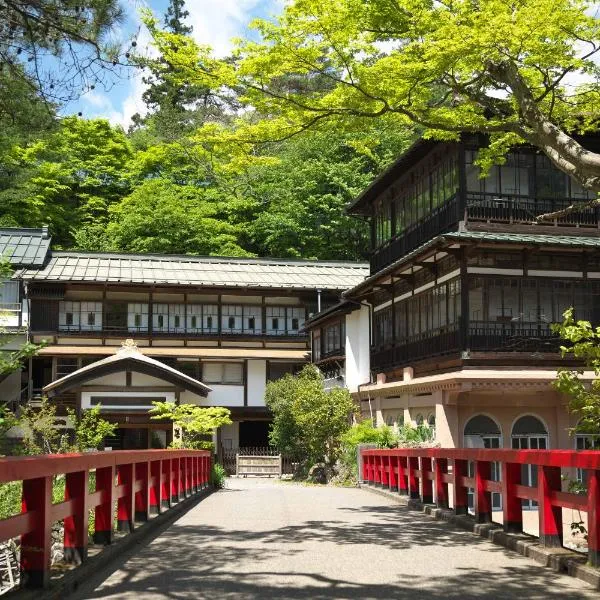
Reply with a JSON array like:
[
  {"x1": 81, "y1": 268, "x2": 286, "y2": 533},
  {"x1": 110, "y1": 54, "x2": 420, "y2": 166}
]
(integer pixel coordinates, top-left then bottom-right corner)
[{"x1": 72, "y1": 478, "x2": 598, "y2": 599}]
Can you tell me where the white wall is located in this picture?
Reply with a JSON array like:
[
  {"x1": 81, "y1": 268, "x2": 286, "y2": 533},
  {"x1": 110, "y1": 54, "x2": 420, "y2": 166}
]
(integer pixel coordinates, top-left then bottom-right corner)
[
  {"x1": 186, "y1": 385, "x2": 245, "y2": 407},
  {"x1": 81, "y1": 390, "x2": 175, "y2": 410},
  {"x1": 345, "y1": 305, "x2": 371, "y2": 393},
  {"x1": 220, "y1": 421, "x2": 239, "y2": 449},
  {"x1": 247, "y1": 360, "x2": 266, "y2": 406}
]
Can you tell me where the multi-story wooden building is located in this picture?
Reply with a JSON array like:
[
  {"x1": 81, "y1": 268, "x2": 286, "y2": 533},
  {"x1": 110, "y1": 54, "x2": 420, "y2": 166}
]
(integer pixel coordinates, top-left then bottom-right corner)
[
  {"x1": 305, "y1": 135, "x2": 600, "y2": 459},
  {"x1": 9, "y1": 245, "x2": 367, "y2": 450}
]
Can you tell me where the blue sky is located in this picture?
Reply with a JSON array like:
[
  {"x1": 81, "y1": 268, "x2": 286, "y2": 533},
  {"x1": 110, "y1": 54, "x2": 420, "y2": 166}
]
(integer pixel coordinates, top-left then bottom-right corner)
[{"x1": 69, "y1": 0, "x2": 283, "y2": 128}]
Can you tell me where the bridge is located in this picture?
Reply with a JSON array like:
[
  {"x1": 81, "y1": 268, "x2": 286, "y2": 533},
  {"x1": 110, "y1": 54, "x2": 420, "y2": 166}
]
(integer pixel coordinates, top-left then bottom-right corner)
[{"x1": 0, "y1": 448, "x2": 599, "y2": 598}]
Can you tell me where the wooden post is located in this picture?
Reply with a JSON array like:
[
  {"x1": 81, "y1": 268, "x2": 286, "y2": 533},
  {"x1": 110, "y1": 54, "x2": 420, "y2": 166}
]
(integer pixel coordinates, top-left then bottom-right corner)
[
  {"x1": 64, "y1": 469, "x2": 89, "y2": 564},
  {"x1": 434, "y1": 458, "x2": 448, "y2": 508},
  {"x1": 150, "y1": 460, "x2": 162, "y2": 514},
  {"x1": 502, "y1": 462, "x2": 522, "y2": 533},
  {"x1": 421, "y1": 457, "x2": 433, "y2": 504},
  {"x1": 398, "y1": 456, "x2": 408, "y2": 495},
  {"x1": 389, "y1": 455, "x2": 398, "y2": 492},
  {"x1": 117, "y1": 463, "x2": 135, "y2": 532},
  {"x1": 381, "y1": 454, "x2": 389, "y2": 488},
  {"x1": 20, "y1": 476, "x2": 52, "y2": 588},
  {"x1": 134, "y1": 462, "x2": 150, "y2": 522},
  {"x1": 538, "y1": 465, "x2": 563, "y2": 547},
  {"x1": 408, "y1": 457, "x2": 419, "y2": 499},
  {"x1": 587, "y1": 468, "x2": 600, "y2": 567},
  {"x1": 161, "y1": 458, "x2": 171, "y2": 509},
  {"x1": 474, "y1": 460, "x2": 491, "y2": 523},
  {"x1": 452, "y1": 459, "x2": 468, "y2": 515},
  {"x1": 94, "y1": 465, "x2": 115, "y2": 544},
  {"x1": 171, "y1": 457, "x2": 180, "y2": 503}
]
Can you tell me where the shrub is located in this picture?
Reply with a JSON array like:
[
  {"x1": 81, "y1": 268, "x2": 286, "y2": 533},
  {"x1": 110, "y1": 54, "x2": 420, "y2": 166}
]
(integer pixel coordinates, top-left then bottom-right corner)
[{"x1": 211, "y1": 463, "x2": 226, "y2": 489}]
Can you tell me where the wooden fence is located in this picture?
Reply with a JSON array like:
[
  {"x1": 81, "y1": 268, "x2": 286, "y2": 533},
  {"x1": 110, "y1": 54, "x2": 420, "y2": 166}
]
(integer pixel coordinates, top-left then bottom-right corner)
[
  {"x1": 0, "y1": 449, "x2": 211, "y2": 589},
  {"x1": 220, "y1": 446, "x2": 297, "y2": 476},
  {"x1": 361, "y1": 447, "x2": 600, "y2": 567}
]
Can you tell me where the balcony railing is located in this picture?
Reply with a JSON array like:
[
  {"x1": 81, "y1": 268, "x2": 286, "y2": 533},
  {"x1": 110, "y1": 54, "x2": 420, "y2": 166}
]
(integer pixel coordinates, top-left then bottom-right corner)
[
  {"x1": 466, "y1": 192, "x2": 599, "y2": 227},
  {"x1": 370, "y1": 195, "x2": 460, "y2": 272},
  {"x1": 468, "y1": 320, "x2": 560, "y2": 353},
  {"x1": 371, "y1": 325, "x2": 460, "y2": 372}
]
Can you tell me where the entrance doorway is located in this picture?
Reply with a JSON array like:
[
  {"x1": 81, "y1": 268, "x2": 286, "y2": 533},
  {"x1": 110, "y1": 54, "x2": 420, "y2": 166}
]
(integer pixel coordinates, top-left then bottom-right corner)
[
  {"x1": 464, "y1": 415, "x2": 502, "y2": 511},
  {"x1": 239, "y1": 421, "x2": 271, "y2": 448},
  {"x1": 511, "y1": 415, "x2": 548, "y2": 509}
]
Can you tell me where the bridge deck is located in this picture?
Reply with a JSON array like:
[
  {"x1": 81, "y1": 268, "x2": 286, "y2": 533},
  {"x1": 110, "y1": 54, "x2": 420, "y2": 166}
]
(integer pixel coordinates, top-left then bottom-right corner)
[{"x1": 71, "y1": 478, "x2": 597, "y2": 599}]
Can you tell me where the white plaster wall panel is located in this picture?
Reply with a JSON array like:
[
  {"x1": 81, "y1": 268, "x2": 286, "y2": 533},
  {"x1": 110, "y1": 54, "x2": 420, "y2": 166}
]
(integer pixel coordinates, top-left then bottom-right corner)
[
  {"x1": 186, "y1": 385, "x2": 244, "y2": 407},
  {"x1": 131, "y1": 372, "x2": 174, "y2": 386},
  {"x1": 247, "y1": 360, "x2": 267, "y2": 406},
  {"x1": 220, "y1": 421, "x2": 239, "y2": 449},
  {"x1": 345, "y1": 305, "x2": 370, "y2": 393},
  {"x1": 85, "y1": 372, "x2": 127, "y2": 386}
]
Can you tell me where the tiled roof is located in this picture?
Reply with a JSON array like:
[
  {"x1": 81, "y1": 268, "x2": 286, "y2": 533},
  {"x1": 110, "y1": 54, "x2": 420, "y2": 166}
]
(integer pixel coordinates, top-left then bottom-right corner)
[
  {"x1": 343, "y1": 230, "x2": 600, "y2": 298},
  {"x1": 18, "y1": 252, "x2": 369, "y2": 291},
  {"x1": 0, "y1": 227, "x2": 51, "y2": 267},
  {"x1": 444, "y1": 231, "x2": 600, "y2": 247}
]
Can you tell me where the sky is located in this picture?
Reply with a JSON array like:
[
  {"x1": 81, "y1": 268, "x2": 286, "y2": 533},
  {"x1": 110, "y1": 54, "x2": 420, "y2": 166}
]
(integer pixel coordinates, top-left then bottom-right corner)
[{"x1": 70, "y1": 0, "x2": 283, "y2": 129}]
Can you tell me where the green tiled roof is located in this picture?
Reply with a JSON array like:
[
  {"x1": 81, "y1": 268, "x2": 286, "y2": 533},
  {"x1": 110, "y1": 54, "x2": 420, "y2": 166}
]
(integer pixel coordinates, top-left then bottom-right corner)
[
  {"x1": 445, "y1": 231, "x2": 600, "y2": 247},
  {"x1": 0, "y1": 227, "x2": 51, "y2": 267}
]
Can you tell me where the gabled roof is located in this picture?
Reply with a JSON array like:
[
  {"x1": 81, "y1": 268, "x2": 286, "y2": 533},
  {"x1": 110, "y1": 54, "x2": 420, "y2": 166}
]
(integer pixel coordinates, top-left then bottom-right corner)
[
  {"x1": 43, "y1": 340, "x2": 212, "y2": 398},
  {"x1": 18, "y1": 252, "x2": 369, "y2": 291},
  {"x1": 302, "y1": 300, "x2": 357, "y2": 331},
  {"x1": 0, "y1": 227, "x2": 51, "y2": 268}
]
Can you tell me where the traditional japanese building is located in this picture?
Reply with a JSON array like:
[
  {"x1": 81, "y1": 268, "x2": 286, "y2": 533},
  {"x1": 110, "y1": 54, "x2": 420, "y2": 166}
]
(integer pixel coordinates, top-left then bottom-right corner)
[
  {"x1": 6, "y1": 240, "x2": 367, "y2": 450},
  {"x1": 305, "y1": 134, "x2": 600, "y2": 459}
]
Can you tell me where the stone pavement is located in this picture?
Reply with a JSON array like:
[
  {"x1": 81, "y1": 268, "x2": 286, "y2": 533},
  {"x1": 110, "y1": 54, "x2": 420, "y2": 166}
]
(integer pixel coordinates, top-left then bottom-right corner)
[{"x1": 70, "y1": 478, "x2": 598, "y2": 599}]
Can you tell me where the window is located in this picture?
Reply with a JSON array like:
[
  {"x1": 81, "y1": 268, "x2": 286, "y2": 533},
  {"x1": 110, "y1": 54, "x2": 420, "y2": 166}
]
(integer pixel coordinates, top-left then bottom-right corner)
[
  {"x1": 272, "y1": 318, "x2": 279, "y2": 329},
  {"x1": 127, "y1": 303, "x2": 148, "y2": 332},
  {"x1": 202, "y1": 362, "x2": 244, "y2": 384},
  {"x1": 248, "y1": 316, "x2": 255, "y2": 330},
  {"x1": 266, "y1": 306, "x2": 286, "y2": 335},
  {"x1": 191, "y1": 315, "x2": 197, "y2": 328},
  {"x1": 324, "y1": 322, "x2": 342, "y2": 354},
  {"x1": 222, "y1": 305, "x2": 243, "y2": 334},
  {"x1": 0, "y1": 280, "x2": 19, "y2": 306},
  {"x1": 66, "y1": 312, "x2": 74, "y2": 326},
  {"x1": 87, "y1": 312, "x2": 95, "y2": 326},
  {"x1": 207, "y1": 315, "x2": 213, "y2": 329},
  {"x1": 313, "y1": 329, "x2": 322, "y2": 361},
  {"x1": 157, "y1": 315, "x2": 164, "y2": 328},
  {"x1": 56, "y1": 357, "x2": 79, "y2": 378},
  {"x1": 575, "y1": 433, "x2": 600, "y2": 483},
  {"x1": 59, "y1": 301, "x2": 102, "y2": 332},
  {"x1": 174, "y1": 315, "x2": 180, "y2": 328},
  {"x1": 187, "y1": 304, "x2": 218, "y2": 334}
]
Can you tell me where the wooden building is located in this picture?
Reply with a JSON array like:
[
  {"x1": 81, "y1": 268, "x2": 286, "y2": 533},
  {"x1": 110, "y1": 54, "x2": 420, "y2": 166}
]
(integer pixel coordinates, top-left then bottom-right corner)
[
  {"x1": 10, "y1": 248, "x2": 368, "y2": 450},
  {"x1": 304, "y1": 134, "x2": 600, "y2": 462}
]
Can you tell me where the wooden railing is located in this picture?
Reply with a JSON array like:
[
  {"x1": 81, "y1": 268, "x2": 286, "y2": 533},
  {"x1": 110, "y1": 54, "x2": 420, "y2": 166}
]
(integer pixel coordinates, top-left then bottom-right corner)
[
  {"x1": 361, "y1": 447, "x2": 600, "y2": 567},
  {"x1": 0, "y1": 449, "x2": 211, "y2": 589}
]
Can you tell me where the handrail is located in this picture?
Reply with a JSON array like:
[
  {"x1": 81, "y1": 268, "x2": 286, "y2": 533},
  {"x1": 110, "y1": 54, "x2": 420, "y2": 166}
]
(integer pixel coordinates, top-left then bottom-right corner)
[
  {"x1": 361, "y1": 447, "x2": 600, "y2": 568},
  {"x1": 0, "y1": 449, "x2": 212, "y2": 589}
]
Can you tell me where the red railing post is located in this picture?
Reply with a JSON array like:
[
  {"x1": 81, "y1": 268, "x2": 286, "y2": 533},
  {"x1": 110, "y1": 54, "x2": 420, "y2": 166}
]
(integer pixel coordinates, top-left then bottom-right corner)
[
  {"x1": 398, "y1": 456, "x2": 408, "y2": 495},
  {"x1": 162, "y1": 458, "x2": 171, "y2": 509},
  {"x1": 588, "y1": 468, "x2": 600, "y2": 567},
  {"x1": 150, "y1": 460, "x2": 162, "y2": 514},
  {"x1": 502, "y1": 462, "x2": 522, "y2": 533},
  {"x1": 452, "y1": 459, "x2": 468, "y2": 515},
  {"x1": 117, "y1": 463, "x2": 135, "y2": 532},
  {"x1": 408, "y1": 457, "x2": 419, "y2": 499},
  {"x1": 182, "y1": 456, "x2": 189, "y2": 497},
  {"x1": 389, "y1": 455, "x2": 398, "y2": 491},
  {"x1": 20, "y1": 476, "x2": 52, "y2": 588},
  {"x1": 381, "y1": 454, "x2": 389, "y2": 488},
  {"x1": 538, "y1": 465, "x2": 563, "y2": 548},
  {"x1": 421, "y1": 457, "x2": 433, "y2": 504},
  {"x1": 171, "y1": 457, "x2": 180, "y2": 502},
  {"x1": 435, "y1": 458, "x2": 448, "y2": 508},
  {"x1": 179, "y1": 457, "x2": 185, "y2": 498},
  {"x1": 361, "y1": 451, "x2": 368, "y2": 484},
  {"x1": 134, "y1": 462, "x2": 150, "y2": 522},
  {"x1": 374, "y1": 454, "x2": 382, "y2": 487},
  {"x1": 474, "y1": 460, "x2": 491, "y2": 523},
  {"x1": 64, "y1": 469, "x2": 89, "y2": 564},
  {"x1": 94, "y1": 465, "x2": 115, "y2": 545}
]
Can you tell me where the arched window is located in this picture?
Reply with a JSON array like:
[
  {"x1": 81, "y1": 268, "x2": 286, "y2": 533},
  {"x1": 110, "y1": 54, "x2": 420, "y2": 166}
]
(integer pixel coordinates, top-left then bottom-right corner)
[
  {"x1": 464, "y1": 415, "x2": 501, "y2": 438},
  {"x1": 385, "y1": 415, "x2": 394, "y2": 426},
  {"x1": 512, "y1": 415, "x2": 547, "y2": 437},
  {"x1": 415, "y1": 413, "x2": 424, "y2": 426},
  {"x1": 427, "y1": 414, "x2": 436, "y2": 428},
  {"x1": 397, "y1": 414, "x2": 405, "y2": 428}
]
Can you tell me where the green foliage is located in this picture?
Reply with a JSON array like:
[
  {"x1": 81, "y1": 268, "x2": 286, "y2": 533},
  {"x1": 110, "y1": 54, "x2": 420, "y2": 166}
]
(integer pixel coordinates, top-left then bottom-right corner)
[
  {"x1": 211, "y1": 463, "x2": 226, "y2": 489},
  {"x1": 149, "y1": 402, "x2": 231, "y2": 449},
  {"x1": 553, "y1": 308, "x2": 600, "y2": 433},
  {"x1": 265, "y1": 365, "x2": 356, "y2": 467},
  {"x1": 68, "y1": 405, "x2": 117, "y2": 452},
  {"x1": 15, "y1": 398, "x2": 64, "y2": 455}
]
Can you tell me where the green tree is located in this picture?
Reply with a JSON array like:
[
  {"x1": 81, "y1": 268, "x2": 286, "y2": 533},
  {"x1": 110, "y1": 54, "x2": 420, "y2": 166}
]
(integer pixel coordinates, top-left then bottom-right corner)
[
  {"x1": 0, "y1": 0, "x2": 127, "y2": 106},
  {"x1": 16, "y1": 398, "x2": 62, "y2": 455},
  {"x1": 0, "y1": 117, "x2": 133, "y2": 246},
  {"x1": 68, "y1": 405, "x2": 117, "y2": 451},
  {"x1": 164, "y1": 0, "x2": 600, "y2": 219},
  {"x1": 554, "y1": 308, "x2": 600, "y2": 433},
  {"x1": 149, "y1": 401, "x2": 232, "y2": 449},
  {"x1": 265, "y1": 365, "x2": 356, "y2": 468},
  {"x1": 103, "y1": 178, "x2": 251, "y2": 256}
]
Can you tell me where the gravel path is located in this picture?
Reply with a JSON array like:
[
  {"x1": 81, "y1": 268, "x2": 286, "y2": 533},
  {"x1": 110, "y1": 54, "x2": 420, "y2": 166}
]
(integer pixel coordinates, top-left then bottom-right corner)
[{"x1": 71, "y1": 478, "x2": 598, "y2": 599}]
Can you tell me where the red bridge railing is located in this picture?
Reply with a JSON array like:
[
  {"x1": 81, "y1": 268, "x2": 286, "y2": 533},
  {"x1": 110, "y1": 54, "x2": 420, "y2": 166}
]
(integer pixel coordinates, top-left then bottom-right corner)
[
  {"x1": 0, "y1": 449, "x2": 212, "y2": 588},
  {"x1": 361, "y1": 447, "x2": 600, "y2": 567}
]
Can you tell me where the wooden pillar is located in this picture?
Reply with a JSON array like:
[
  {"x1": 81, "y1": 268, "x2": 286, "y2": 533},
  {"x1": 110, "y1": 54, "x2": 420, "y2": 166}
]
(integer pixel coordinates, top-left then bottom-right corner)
[
  {"x1": 117, "y1": 464, "x2": 135, "y2": 532},
  {"x1": 434, "y1": 458, "x2": 448, "y2": 508},
  {"x1": 94, "y1": 466, "x2": 115, "y2": 544},
  {"x1": 161, "y1": 458, "x2": 171, "y2": 509},
  {"x1": 538, "y1": 465, "x2": 563, "y2": 548},
  {"x1": 502, "y1": 462, "x2": 523, "y2": 533},
  {"x1": 421, "y1": 457, "x2": 433, "y2": 504},
  {"x1": 150, "y1": 460, "x2": 162, "y2": 514},
  {"x1": 452, "y1": 459, "x2": 468, "y2": 515},
  {"x1": 474, "y1": 460, "x2": 491, "y2": 523},
  {"x1": 389, "y1": 455, "x2": 398, "y2": 492},
  {"x1": 587, "y1": 468, "x2": 600, "y2": 567},
  {"x1": 20, "y1": 476, "x2": 52, "y2": 588},
  {"x1": 63, "y1": 470, "x2": 89, "y2": 564},
  {"x1": 398, "y1": 456, "x2": 408, "y2": 495},
  {"x1": 134, "y1": 462, "x2": 150, "y2": 522},
  {"x1": 408, "y1": 457, "x2": 419, "y2": 499}
]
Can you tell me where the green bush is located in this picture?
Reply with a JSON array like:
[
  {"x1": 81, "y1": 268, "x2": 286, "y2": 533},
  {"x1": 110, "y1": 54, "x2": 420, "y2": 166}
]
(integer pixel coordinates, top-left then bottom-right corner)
[{"x1": 211, "y1": 463, "x2": 226, "y2": 489}]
